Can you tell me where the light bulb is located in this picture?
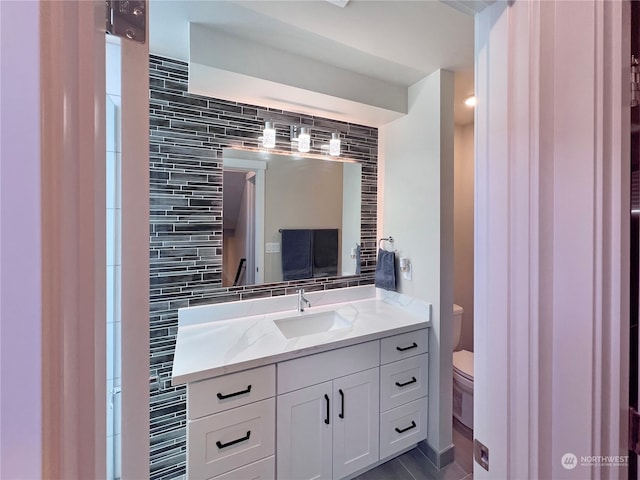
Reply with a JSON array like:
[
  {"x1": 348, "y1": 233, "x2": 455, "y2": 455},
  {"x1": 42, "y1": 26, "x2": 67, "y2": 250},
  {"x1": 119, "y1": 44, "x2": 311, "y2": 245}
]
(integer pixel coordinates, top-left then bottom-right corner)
[
  {"x1": 263, "y1": 122, "x2": 275, "y2": 149},
  {"x1": 298, "y1": 127, "x2": 310, "y2": 153},
  {"x1": 463, "y1": 95, "x2": 476, "y2": 107},
  {"x1": 329, "y1": 132, "x2": 340, "y2": 156}
]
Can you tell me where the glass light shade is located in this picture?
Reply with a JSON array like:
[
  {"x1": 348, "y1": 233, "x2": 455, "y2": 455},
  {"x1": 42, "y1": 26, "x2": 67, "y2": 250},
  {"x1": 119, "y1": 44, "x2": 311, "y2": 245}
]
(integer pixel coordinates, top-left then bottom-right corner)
[
  {"x1": 298, "y1": 127, "x2": 311, "y2": 153},
  {"x1": 329, "y1": 133, "x2": 340, "y2": 156},
  {"x1": 263, "y1": 122, "x2": 276, "y2": 149}
]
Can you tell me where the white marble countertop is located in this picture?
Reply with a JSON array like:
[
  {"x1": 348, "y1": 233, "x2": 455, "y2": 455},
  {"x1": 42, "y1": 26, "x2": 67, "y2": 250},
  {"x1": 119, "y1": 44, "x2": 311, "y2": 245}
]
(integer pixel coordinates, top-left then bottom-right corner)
[{"x1": 171, "y1": 286, "x2": 431, "y2": 385}]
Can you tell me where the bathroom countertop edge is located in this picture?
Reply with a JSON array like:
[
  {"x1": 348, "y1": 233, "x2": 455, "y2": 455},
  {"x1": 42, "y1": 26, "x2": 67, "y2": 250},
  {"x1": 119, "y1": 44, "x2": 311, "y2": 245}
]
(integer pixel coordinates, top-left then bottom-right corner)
[{"x1": 171, "y1": 293, "x2": 432, "y2": 386}]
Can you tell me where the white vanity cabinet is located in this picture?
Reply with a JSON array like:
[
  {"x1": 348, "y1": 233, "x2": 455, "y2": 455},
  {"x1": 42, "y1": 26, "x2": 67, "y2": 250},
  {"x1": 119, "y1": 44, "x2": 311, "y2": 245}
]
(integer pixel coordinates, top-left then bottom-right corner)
[
  {"x1": 276, "y1": 342, "x2": 380, "y2": 480},
  {"x1": 186, "y1": 365, "x2": 276, "y2": 480},
  {"x1": 183, "y1": 325, "x2": 430, "y2": 480}
]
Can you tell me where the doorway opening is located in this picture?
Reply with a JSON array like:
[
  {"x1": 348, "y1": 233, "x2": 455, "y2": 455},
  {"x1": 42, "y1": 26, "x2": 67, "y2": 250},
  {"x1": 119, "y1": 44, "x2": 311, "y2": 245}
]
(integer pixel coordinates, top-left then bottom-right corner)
[{"x1": 222, "y1": 168, "x2": 261, "y2": 286}]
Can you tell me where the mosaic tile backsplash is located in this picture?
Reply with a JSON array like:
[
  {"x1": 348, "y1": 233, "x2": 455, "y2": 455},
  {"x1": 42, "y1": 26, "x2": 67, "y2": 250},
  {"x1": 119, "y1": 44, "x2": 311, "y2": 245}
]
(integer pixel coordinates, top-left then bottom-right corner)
[{"x1": 149, "y1": 54, "x2": 378, "y2": 479}]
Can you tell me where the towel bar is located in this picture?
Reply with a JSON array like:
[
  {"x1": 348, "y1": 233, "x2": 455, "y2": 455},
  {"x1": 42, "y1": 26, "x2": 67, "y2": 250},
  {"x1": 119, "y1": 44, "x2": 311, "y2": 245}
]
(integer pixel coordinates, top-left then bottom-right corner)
[{"x1": 378, "y1": 236, "x2": 394, "y2": 250}]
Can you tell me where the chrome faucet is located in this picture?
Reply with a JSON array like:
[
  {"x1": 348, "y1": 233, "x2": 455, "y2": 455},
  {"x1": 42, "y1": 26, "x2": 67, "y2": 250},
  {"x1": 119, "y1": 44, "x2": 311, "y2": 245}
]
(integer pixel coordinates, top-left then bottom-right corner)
[{"x1": 297, "y1": 289, "x2": 311, "y2": 312}]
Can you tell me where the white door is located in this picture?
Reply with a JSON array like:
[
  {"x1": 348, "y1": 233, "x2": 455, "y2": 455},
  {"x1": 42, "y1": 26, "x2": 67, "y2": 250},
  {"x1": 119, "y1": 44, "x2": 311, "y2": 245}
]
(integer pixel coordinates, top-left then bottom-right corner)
[
  {"x1": 475, "y1": 1, "x2": 630, "y2": 478},
  {"x1": 632, "y1": 2, "x2": 640, "y2": 474},
  {"x1": 332, "y1": 368, "x2": 379, "y2": 480},
  {"x1": 277, "y1": 382, "x2": 333, "y2": 480}
]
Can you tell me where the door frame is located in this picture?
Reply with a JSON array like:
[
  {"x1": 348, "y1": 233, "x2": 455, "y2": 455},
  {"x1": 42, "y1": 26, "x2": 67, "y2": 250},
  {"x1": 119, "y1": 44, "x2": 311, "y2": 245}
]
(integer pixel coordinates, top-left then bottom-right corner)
[
  {"x1": 39, "y1": 1, "x2": 108, "y2": 477},
  {"x1": 119, "y1": 14, "x2": 151, "y2": 480},
  {"x1": 474, "y1": 1, "x2": 630, "y2": 478},
  {"x1": 223, "y1": 157, "x2": 267, "y2": 285},
  {"x1": 37, "y1": 0, "x2": 150, "y2": 477}
]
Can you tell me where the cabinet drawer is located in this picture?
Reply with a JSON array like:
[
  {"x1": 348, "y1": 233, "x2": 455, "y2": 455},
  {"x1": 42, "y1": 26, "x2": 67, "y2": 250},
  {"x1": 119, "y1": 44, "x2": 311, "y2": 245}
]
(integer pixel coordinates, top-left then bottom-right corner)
[
  {"x1": 277, "y1": 340, "x2": 379, "y2": 394},
  {"x1": 380, "y1": 354, "x2": 428, "y2": 412},
  {"x1": 380, "y1": 329, "x2": 428, "y2": 365},
  {"x1": 379, "y1": 397, "x2": 428, "y2": 460},
  {"x1": 188, "y1": 365, "x2": 275, "y2": 420},
  {"x1": 187, "y1": 398, "x2": 275, "y2": 479},
  {"x1": 209, "y1": 455, "x2": 274, "y2": 480}
]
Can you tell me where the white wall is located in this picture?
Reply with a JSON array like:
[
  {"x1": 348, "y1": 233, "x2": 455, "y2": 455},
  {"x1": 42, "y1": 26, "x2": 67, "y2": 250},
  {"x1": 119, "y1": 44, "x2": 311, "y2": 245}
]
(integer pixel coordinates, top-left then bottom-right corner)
[
  {"x1": 188, "y1": 24, "x2": 407, "y2": 126},
  {"x1": 0, "y1": 2, "x2": 42, "y2": 477},
  {"x1": 380, "y1": 69, "x2": 455, "y2": 458},
  {"x1": 453, "y1": 124, "x2": 474, "y2": 352}
]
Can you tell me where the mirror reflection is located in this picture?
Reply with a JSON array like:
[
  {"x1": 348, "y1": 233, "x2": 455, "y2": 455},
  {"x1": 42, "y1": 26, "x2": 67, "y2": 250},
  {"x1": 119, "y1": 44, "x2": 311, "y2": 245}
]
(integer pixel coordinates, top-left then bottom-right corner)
[{"x1": 222, "y1": 148, "x2": 362, "y2": 286}]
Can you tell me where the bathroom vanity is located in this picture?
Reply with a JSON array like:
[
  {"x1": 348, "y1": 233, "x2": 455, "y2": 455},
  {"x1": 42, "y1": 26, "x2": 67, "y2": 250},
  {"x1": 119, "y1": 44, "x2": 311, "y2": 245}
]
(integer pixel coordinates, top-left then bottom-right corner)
[{"x1": 172, "y1": 286, "x2": 431, "y2": 480}]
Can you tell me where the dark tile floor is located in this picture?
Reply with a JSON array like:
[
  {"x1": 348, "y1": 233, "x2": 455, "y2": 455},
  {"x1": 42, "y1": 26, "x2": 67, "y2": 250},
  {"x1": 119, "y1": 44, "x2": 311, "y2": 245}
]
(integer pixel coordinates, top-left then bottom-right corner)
[
  {"x1": 355, "y1": 419, "x2": 474, "y2": 480},
  {"x1": 452, "y1": 418, "x2": 474, "y2": 475}
]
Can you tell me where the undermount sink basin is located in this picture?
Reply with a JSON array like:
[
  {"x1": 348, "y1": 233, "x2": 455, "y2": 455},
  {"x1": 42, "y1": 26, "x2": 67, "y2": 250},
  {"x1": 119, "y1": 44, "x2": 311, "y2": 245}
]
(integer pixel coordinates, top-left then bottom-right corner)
[{"x1": 274, "y1": 310, "x2": 352, "y2": 339}]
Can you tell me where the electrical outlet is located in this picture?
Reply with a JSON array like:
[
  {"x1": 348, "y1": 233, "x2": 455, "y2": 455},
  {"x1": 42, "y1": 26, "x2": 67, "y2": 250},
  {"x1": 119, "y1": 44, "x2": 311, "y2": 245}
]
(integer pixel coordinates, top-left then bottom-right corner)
[{"x1": 266, "y1": 242, "x2": 280, "y2": 254}]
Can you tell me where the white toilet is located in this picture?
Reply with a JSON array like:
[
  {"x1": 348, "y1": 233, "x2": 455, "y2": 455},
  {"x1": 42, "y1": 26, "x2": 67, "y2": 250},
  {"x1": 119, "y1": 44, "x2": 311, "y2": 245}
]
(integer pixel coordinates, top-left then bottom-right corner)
[{"x1": 452, "y1": 304, "x2": 474, "y2": 430}]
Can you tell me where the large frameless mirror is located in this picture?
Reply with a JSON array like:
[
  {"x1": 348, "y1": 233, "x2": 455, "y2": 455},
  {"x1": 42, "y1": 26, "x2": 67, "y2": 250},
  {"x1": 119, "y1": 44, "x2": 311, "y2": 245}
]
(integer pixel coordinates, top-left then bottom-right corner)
[{"x1": 222, "y1": 147, "x2": 362, "y2": 286}]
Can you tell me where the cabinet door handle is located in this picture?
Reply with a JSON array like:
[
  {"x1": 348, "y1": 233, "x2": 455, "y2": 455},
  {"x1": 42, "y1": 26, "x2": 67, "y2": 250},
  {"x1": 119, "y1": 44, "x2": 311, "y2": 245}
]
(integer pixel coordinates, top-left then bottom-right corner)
[
  {"x1": 395, "y1": 421, "x2": 417, "y2": 434},
  {"x1": 216, "y1": 385, "x2": 252, "y2": 400},
  {"x1": 339, "y1": 389, "x2": 345, "y2": 419},
  {"x1": 216, "y1": 430, "x2": 251, "y2": 449},
  {"x1": 324, "y1": 394, "x2": 330, "y2": 424},
  {"x1": 396, "y1": 342, "x2": 418, "y2": 352},
  {"x1": 395, "y1": 376, "x2": 417, "y2": 388}
]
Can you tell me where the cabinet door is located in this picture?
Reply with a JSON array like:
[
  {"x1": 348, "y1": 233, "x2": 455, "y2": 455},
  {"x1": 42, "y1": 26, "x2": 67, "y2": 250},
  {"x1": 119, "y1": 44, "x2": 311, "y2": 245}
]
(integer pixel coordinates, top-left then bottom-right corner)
[
  {"x1": 332, "y1": 368, "x2": 380, "y2": 480},
  {"x1": 277, "y1": 382, "x2": 333, "y2": 480}
]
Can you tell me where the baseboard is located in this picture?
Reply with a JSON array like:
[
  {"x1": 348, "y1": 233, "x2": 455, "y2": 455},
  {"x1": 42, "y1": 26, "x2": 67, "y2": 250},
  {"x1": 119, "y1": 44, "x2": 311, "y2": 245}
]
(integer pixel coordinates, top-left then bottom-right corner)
[{"x1": 418, "y1": 439, "x2": 455, "y2": 470}]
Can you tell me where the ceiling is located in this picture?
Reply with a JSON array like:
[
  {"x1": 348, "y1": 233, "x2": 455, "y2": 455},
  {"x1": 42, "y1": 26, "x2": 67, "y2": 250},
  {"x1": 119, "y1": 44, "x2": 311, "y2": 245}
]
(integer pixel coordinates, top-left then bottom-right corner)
[{"x1": 149, "y1": 0, "x2": 476, "y2": 125}]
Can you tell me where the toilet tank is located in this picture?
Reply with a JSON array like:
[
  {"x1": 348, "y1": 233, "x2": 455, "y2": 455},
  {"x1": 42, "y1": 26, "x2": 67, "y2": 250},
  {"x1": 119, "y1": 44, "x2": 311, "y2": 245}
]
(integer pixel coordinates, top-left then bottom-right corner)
[{"x1": 453, "y1": 304, "x2": 464, "y2": 351}]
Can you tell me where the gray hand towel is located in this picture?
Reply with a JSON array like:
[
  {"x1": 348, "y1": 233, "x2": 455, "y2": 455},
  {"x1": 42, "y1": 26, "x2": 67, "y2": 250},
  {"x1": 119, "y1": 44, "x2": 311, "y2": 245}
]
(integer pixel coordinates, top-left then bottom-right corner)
[
  {"x1": 375, "y1": 248, "x2": 396, "y2": 291},
  {"x1": 312, "y1": 229, "x2": 339, "y2": 277},
  {"x1": 281, "y1": 229, "x2": 313, "y2": 280}
]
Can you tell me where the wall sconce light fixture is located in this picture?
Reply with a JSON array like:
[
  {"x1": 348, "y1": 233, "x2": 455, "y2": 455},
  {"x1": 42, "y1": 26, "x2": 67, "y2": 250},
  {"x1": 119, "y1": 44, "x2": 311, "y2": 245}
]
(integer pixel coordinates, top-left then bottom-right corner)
[
  {"x1": 329, "y1": 132, "x2": 341, "y2": 156},
  {"x1": 262, "y1": 121, "x2": 276, "y2": 149}
]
